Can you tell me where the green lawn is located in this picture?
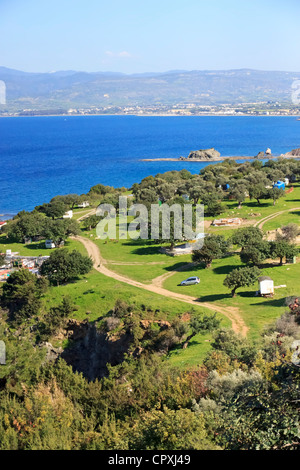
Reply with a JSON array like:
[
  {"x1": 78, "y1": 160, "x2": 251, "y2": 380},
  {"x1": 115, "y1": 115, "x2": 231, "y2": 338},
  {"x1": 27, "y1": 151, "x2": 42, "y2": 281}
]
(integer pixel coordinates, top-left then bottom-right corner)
[
  {"x1": 262, "y1": 209, "x2": 300, "y2": 233},
  {"x1": 97, "y1": 238, "x2": 191, "y2": 283},
  {"x1": 166, "y1": 331, "x2": 217, "y2": 369},
  {"x1": 0, "y1": 235, "x2": 86, "y2": 257},
  {"x1": 82, "y1": 221, "x2": 192, "y2": 283}
]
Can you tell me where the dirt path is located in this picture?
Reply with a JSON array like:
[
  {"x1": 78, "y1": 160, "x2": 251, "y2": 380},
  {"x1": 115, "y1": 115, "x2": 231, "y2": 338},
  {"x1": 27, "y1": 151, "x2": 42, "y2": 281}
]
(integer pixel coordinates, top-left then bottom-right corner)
[
  {"x1": 254, "y1": 207, "x2": 300, "y2": 230},
  {"x1": 76, "y1": 208, "x2": 97, "y2": 221},
  {"x1": 74, "y1": 235, "x2": 249, "y2": 337}
]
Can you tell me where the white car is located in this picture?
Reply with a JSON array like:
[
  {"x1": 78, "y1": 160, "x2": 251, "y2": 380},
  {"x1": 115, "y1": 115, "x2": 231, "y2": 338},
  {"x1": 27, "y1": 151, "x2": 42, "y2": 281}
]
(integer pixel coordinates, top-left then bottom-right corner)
[{"x1": 180, "y1": 276, "x2": 200, "y2": 286}]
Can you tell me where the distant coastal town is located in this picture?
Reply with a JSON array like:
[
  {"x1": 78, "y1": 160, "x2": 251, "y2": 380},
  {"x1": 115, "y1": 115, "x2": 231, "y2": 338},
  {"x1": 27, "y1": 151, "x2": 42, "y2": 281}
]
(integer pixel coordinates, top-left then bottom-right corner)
[{"x1": 1, "y1": 101, "x2": 300, "y2": 118}]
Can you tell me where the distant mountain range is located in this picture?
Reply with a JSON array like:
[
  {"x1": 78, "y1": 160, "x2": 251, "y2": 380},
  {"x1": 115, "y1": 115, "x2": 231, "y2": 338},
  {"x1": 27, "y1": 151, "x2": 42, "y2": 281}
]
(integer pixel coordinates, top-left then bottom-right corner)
[{"x1": 0, "y1": 67, "x2": 299, "y2": 111}]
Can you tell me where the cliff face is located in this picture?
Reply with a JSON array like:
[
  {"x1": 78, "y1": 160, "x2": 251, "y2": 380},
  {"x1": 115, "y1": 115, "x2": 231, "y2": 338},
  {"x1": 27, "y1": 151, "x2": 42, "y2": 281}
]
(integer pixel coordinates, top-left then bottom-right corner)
[
  {"x1": 43, "y1": 317, "x2": 175, "y2": 381},
  {"x1": 60, "y1": 320, "x2": 133, "y2": 381},
  {"x1": 187, "y1": 148, "x2": 221, "y2": 160}
]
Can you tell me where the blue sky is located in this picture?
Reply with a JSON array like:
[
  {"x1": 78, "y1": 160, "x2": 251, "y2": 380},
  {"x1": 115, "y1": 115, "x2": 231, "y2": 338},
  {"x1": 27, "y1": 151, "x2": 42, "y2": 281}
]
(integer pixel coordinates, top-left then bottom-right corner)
[{"x1": 1, "y1": 0, "x2": 300, "y2": 73}]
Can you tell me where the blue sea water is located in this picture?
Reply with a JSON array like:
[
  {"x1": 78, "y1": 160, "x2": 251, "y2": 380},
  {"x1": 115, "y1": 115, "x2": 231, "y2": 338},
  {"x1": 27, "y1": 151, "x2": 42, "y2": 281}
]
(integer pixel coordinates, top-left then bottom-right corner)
[{"x1": 0, "y1": 115, "x2": 299, "y2": 217}]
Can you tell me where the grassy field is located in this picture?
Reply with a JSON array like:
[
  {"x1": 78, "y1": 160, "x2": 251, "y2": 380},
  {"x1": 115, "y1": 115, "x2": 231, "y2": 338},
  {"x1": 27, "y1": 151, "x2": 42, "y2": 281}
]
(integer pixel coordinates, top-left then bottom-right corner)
[
  {"x1": 163, "y1": 253, "x2": 300, "y2": 341},
  {"x1": 94, "y1": 236, "x2": 192, "y2": 283},
  {"x1": 0, "y1": 235, "x2": 87, "y2": 257},
  {"x1": 262, "y1": 209, "x2": 300, "y2": 232},
  {"x1": 212, "y1": 182, "x2": 300, "y2": 224}
]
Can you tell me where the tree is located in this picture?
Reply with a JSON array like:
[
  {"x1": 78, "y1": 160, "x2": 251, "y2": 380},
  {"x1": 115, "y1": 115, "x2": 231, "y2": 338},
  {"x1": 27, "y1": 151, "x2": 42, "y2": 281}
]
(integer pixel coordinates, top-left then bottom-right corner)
[
  {"x1": 280, "y1": 223, "x2": 300, "y2": 243},
  {"x1": 36, "y1": 200, "x2": 68, "y2": 219},
  {"x1": 182, "y1": 313, "x2": 221, "y2": 348},
  {"x1": 1, "y1": 269, "x2": 48, "y2": 323},
  {"x1": 188, "y1": 185, "x2": 204, "y2": 206},
  {"x1": 192, "y1": 234, "x2": 228, "y2": 268},
  {"x1": 267, "y1": 187, "x2": 285, "y2": 206},
  {"x1": 82, "y1": 214, "x2": 103, "y2": 231},
  {"x1": 239, "y1": 240, "x2": 270, "y2": 266},
  {"x1": 248, "y1": 182, "x2": 268, "y2": 205},
  {"x1": 147, "y1": 202, "x2": 187, "y2": 250},
  {"x1": 40, "y1": 249, "x2": 93, "y2": 285},
  {"x1": 217, "y1": 363, "x2": 300, "y2": 450},
  {"x1": 6, "y1": 211, "x2": 46, "y2": 243},
  {"x1": 229, "y1": 183, "x2": 248, "y2": 209},
  {"x1": 42, "y1": 218, "x2": 80, "y2": 247},
  {"x1": 269, "y1": 240, "x2": 299, "y2": 266},
  {"x1": 37, "y1": 296, "x2": 78, "y2": 340},
  {"x1": 51, "y1": 193, "x2": 84, "y2": 209},
  {"x1": 89, "y1": 183, "x2": 115, "y2": 195},
  {"x1": 202, "y1": 193, "x2": 225, "y2": 217},
  {"x1": 134, "y1": 187, "x2": 158, "y2": 205},
  {"x1": 128, "y1": 406, "x2": 216, "y2": 450},
  {"x1": 230, "y1": 226, "x2": 263, "y2": 251},
  {"x1": 223, "y1": 266, "x2": 261, "y2": 297},
  {"x1": 206, "y1": 200, "x2": 224, "y2": 217},
  {"x1": 156, "y1": 182, "x2": 176, "y2": 203},
  {"x1": 209, "y1": 328, "x2": 257, "y2": 365}
]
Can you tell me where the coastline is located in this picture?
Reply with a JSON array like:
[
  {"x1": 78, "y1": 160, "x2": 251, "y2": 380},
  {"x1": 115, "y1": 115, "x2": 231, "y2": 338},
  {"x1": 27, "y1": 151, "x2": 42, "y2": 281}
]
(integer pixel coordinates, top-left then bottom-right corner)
[
  {"x1": 1, "y1": 113, "x2": 300, "y2": 118},
  {"x1": 140, "y1": 155, "x2": 298, "y2": 162}
]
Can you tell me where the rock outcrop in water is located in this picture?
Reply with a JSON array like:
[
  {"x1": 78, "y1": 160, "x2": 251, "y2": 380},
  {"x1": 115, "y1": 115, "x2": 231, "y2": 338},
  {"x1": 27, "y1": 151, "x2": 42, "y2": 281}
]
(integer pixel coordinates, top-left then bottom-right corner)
[
  {"x1": 256, "y1": 151, "x2": 265, "y2": 159},
  {"x1": 284, "y1": 148, "x2": 300, "y2": 157},
  {"x1": 186, "y1": 148, "x2": 221, "y2": 160}
]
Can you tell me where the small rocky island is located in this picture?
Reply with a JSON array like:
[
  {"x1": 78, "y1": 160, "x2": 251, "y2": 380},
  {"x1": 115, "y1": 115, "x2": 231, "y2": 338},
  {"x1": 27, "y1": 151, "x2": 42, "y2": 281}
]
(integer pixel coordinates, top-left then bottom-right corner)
[
  {"x1": 140, "y1": 147, "x2": 300, "y2": 162},
  {"x1": 181, "y1": 147, "x2": 222, "y2": 161},
  {"x1": 140, "y1": 147, "x2": 224, "y2": 162}
]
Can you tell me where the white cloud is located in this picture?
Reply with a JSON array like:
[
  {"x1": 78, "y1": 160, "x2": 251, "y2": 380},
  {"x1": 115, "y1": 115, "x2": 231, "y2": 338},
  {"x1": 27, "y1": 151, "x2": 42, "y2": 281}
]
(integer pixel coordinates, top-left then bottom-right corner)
[{"x1": 105, "y1": 50, "x2": 132, "y2": 58}]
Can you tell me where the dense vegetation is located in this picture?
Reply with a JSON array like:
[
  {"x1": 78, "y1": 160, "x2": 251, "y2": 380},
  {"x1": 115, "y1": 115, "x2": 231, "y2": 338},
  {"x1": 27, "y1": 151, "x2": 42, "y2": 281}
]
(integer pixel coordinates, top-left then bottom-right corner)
[
  {"x1": 0, "y1": 296, "x2": 299, "y2": 450},
  {"x1": 0, "y1": 157, "x2": 300, "y2": 450}
]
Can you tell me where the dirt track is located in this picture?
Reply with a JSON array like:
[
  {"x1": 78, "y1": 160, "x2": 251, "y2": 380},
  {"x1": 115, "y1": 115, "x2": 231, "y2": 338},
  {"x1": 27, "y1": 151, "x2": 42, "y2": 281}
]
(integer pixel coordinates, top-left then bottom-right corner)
[
  {"x1": 74, "y1": 236, "x2": 249, "y2": 337},
  {"x1": 254, "y1": 207, "x2": 300, "y2": 230}
]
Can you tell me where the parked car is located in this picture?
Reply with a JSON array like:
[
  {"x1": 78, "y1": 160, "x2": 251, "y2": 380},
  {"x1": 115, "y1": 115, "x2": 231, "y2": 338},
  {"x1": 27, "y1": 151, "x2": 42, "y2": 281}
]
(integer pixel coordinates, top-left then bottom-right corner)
[{"x1": 180, "y1": 277, "x2": 200, "y2": 286}]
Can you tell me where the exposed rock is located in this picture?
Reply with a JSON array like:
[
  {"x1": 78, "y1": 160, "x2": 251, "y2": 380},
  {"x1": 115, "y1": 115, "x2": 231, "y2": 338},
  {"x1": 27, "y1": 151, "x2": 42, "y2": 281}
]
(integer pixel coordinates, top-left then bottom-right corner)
[
  {"x1": 256, "y1": 151, "x2": 265, "y2": 159},
  {"x1": 140, "y1": 319, "x2": 171, "y2": 329},
  {"x1": 284, "y1": 148, "x2": 300, "y2": 157},
  {"x1": 61, "y1": 321, "x2": 133, "y2": 381},
  {"x1": 187, "y1": 148, "x2": 221, "y2": 160},
  {"x1": 42, "y1": 342, "x2": 63, "y2": 363},
  {"x1": 265, "y1": 148, "x2": 272, "y2": 155}
]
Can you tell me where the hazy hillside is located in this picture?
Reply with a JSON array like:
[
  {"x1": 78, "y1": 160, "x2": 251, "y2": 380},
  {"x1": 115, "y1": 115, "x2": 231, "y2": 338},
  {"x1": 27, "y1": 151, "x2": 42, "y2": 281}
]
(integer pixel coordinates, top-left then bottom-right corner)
[{"x1": 0, "y1": 67, "x2": 299, "y2": 111}]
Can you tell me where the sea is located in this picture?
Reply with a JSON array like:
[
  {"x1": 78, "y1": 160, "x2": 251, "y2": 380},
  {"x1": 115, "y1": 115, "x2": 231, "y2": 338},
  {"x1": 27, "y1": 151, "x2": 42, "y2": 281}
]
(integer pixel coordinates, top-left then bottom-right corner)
[{"x1": 0, "y1": 115, "x2": 299, "y2": 218}]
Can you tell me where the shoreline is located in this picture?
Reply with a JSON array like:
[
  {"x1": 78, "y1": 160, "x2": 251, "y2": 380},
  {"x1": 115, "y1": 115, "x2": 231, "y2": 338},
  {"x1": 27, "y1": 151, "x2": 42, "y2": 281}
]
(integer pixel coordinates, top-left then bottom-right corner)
[
  {"x1": 1, "y1": 113, "x2": 300, "y2": 119},
  {"x1": 140, "y1": 155, "x2": 299, "y2": 162}
]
